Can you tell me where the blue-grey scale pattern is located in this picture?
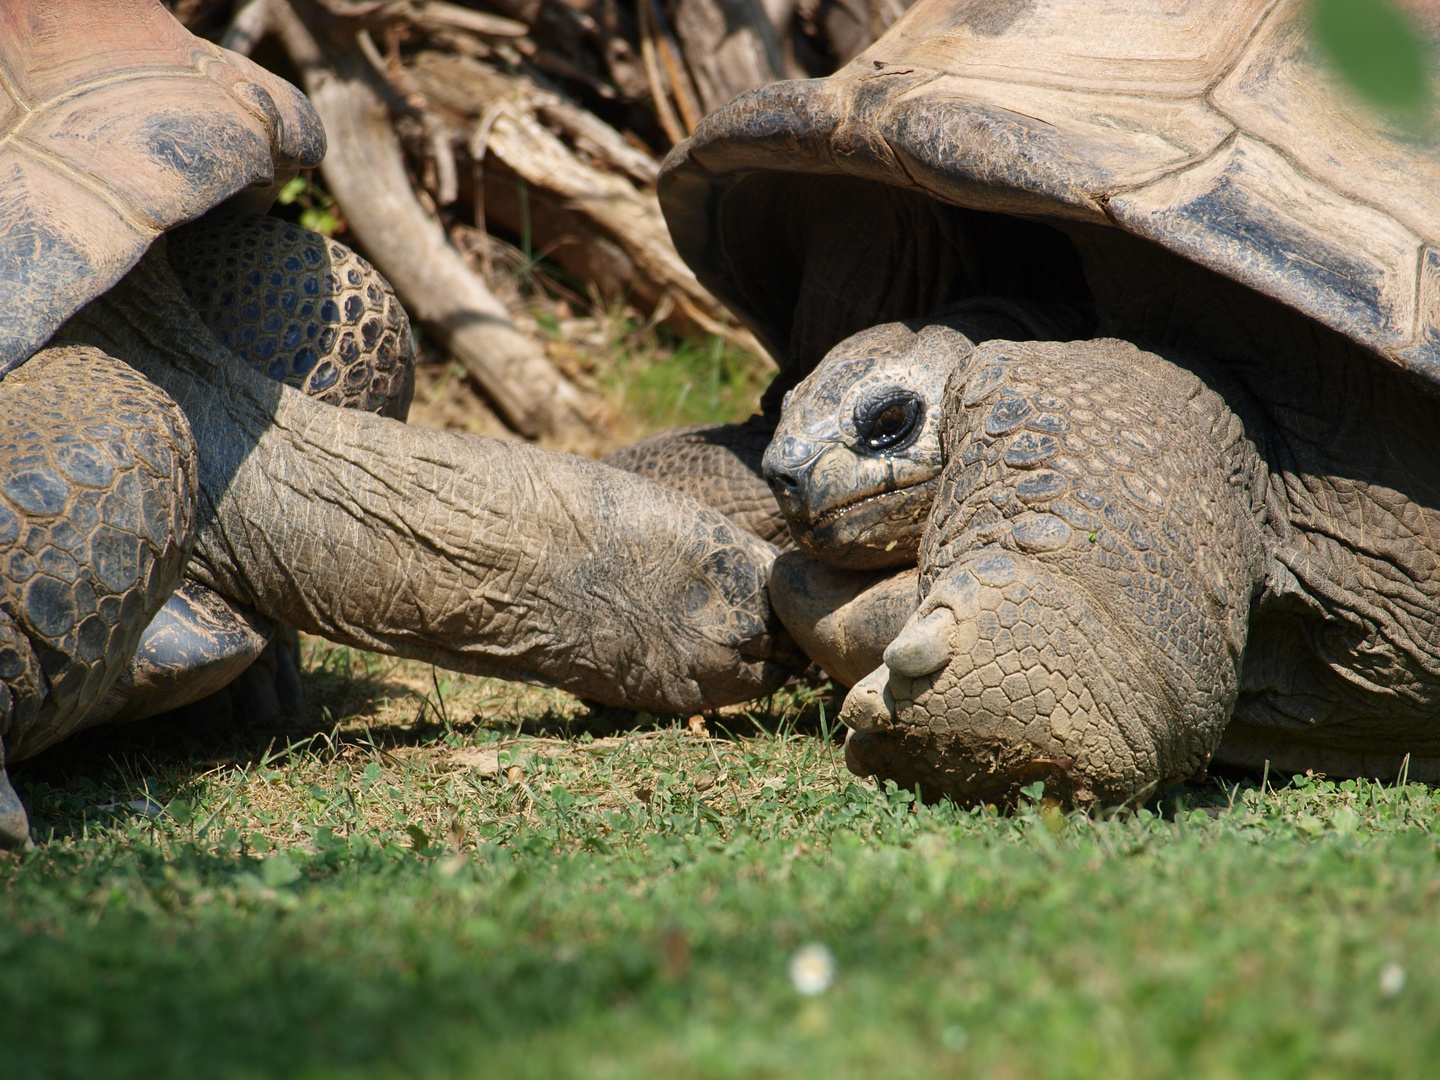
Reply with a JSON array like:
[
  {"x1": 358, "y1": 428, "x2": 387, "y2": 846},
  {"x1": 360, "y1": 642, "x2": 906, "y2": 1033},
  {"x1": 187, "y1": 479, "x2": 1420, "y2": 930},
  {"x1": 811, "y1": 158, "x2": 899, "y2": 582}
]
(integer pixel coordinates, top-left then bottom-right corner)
[{"x1": 167, "y1": 215, "x2": 414, "y2": 419}]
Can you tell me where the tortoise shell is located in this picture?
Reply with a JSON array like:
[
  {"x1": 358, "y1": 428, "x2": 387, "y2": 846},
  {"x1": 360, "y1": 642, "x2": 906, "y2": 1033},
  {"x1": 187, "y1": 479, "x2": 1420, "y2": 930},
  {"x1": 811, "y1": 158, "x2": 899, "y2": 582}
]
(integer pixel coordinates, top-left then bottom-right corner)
[
  {"x1": 0, "y1": 0, "x2": 325, "y2": 376},
  {"x1": 660, "y1": 0, "x2": 1440, "y2": 388}
]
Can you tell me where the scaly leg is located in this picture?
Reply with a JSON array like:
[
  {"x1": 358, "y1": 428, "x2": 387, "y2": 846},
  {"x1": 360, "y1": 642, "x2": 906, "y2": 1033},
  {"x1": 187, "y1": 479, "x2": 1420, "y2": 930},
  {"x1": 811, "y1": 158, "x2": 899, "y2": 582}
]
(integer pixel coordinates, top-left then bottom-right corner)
[{"x1": 842, "y1": 339, "x2": 1270, "y2": 805}]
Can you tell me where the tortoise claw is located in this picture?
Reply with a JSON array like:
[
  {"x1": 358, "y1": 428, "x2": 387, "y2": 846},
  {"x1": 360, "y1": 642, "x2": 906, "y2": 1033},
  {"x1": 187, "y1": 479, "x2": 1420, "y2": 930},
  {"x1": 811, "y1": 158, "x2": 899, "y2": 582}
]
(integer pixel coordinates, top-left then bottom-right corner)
[{"x1": 838, "y1": 664, "x2": 896, "y2": 734}]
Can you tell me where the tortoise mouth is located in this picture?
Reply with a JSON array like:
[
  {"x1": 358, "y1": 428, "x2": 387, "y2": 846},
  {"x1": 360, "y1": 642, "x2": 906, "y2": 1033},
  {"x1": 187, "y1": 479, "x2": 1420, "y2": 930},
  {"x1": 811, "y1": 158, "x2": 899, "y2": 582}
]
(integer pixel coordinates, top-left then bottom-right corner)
[
  {"x1": 804, "y1": 474, "x2": 939, "y2": 530},
  {"x1": 785, "y1": 476, "x2": 940, "y2": 570}
]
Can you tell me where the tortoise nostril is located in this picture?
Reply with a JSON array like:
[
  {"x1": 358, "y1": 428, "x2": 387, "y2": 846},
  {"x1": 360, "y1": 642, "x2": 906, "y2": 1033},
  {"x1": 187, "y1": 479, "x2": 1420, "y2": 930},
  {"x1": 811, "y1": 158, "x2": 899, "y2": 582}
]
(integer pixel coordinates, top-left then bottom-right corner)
[
  {"x1": 770, "y1": 468, "x2": 800, "y2": 492},
  {"x1": 762, "y1": 437, "x2": 820, "y2": 494}
]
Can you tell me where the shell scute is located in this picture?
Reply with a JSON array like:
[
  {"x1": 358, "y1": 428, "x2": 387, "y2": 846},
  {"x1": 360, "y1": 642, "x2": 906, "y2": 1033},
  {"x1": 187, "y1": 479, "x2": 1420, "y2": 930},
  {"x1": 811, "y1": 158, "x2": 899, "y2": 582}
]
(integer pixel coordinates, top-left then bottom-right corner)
[
  {"x1": 0, "y1": 0, "x2": 326, "y2": 376},
  {"x1": 660, "y1": 0, "x2": 1440, "y2": 387}
]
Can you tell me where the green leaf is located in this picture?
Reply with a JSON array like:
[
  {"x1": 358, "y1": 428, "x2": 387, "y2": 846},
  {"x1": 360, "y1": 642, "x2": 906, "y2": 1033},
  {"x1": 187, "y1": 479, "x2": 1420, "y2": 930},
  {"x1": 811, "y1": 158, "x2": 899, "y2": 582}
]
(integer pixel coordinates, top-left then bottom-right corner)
[
  {"x1": 166, "y1": 799, "x2": 192, "y2": 825},
  {"x1": 275, "y1": 175, "x2": 307, "y2": 205},
  {"x1": 299, "y1": 207, "x2": 340, "y2": 237},
  {"x1": 1313, "y1": 0, "x2": 1433, "y2": 113}
]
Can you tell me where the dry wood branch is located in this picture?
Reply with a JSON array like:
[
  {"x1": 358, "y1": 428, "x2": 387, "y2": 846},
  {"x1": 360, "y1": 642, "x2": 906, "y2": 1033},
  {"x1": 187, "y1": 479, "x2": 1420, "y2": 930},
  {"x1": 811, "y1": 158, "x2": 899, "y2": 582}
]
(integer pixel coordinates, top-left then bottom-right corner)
[
  {"x1": 648, "y1": 0, "x2": 703, "y2": 132},
  {"x1": 272, "y1": 0, "x2": 597, "y2": 437},
  {"x1": 671, "y1": 0, "x2": 785, "y2": 114},
  {"x1": 426, "y1": 113, "x2": 459, "y2": 205},
  {"x1": 635, "y1": 0, "x2": 686, "y2": 145},
  {"x1": 220, "y1": 0, "x2": 270, "y2": 55},
  {"x1": 410, "y1": 51, "x2": 770, "y2": 361},
  {"x1": 310, "y1": 0, "x2": 527, "y2": 37},
  {"x1": 532, "y1": 96, "x2": 659, "y2": 187},
  {"x1": 410, "y1": 1, "x2": 527, "y2": 38}
]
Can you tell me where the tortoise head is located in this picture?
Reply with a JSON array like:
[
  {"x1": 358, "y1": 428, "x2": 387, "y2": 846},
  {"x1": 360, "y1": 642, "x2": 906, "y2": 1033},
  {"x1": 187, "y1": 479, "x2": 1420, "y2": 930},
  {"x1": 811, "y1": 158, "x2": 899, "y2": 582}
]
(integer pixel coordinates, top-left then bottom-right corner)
[{"x1": 762, "y1": 320, "x2": 973, "y2": 569}]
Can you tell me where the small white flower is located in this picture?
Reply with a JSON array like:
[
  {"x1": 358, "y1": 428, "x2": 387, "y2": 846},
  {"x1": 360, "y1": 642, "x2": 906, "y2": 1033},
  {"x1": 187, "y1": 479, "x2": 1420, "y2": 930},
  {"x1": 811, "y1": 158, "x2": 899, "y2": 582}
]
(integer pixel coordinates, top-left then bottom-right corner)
[
  {"x1": 789, "y1": 942, "x2": 836, "y2": 996},
  {"x1": 1379, "y1": 960, "x2": 1406, "y2": 999}
]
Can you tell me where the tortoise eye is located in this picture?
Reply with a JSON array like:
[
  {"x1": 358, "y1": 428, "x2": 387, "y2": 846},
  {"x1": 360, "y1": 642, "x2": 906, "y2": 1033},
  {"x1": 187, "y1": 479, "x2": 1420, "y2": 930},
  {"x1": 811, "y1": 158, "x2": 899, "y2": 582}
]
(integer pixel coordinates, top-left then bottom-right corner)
[{"x1": 855, "y1": 390, "x2": 924, "y2": 452}]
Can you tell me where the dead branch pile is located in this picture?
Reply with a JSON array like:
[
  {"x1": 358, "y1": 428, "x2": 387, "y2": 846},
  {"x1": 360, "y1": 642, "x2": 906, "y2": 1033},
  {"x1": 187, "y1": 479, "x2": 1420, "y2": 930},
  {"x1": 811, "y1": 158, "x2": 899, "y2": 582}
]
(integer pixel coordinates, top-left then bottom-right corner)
[{"x1": 168, "y1": 0, "x2": 914, "y2": 438}]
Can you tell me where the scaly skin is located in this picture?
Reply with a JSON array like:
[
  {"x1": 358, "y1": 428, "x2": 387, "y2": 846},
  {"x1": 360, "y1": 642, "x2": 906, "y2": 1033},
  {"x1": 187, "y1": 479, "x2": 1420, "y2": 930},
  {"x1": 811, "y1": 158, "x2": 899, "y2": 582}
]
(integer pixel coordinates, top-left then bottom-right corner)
[
  {"x1": 58, "y1": 246, "x2": 791, "y2": 716},
  {"x1": 167, "y1": 214, "x2": 415, "y2": 418},
  {"x1": 840, "y1": 339, "x2": 1270, "y2": 804},
  {"x1": 603, "y1": 417, "x2": 790, "y2": 548},
  {"x1": 0, "y1": 345, "x2": 199, "y2": 846}
]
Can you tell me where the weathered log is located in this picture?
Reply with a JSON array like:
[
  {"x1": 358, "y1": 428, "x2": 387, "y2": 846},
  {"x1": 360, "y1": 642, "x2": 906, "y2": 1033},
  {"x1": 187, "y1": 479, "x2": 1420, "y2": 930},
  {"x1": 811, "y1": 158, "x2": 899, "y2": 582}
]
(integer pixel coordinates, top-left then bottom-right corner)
[
  {"x1": 532, "y1": 94, "x2": 659, "y2": 186},
  {"x1": 636, "y1": 0, "x2": 688, "y2": 143},
  {"x1": 469, "y1": 157, "x2": 658, "y2": 310},
  {"x1": 671, "y1": 0, "x2": 785, "y2": 113},
  {"x1": 409, "y1": 50, "x2": 771, "y2": 361},
  {"x1": 220, "y1": 0, "x2": 270, "y2": 54},
  {"x1": 272, "y1": 0, "x2": 596, "y2": 437}
]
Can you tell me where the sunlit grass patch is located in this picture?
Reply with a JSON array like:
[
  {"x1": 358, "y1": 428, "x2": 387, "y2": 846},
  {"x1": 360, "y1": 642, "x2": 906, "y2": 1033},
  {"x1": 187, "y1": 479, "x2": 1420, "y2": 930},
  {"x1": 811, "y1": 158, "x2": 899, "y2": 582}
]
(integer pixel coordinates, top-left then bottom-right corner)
[
  {"x1": 599, "y1": 327, "x2": 773, "y2": 436},
  {"x1": 5, "y1": 642, "x2": 1440, "y2": 1079}
]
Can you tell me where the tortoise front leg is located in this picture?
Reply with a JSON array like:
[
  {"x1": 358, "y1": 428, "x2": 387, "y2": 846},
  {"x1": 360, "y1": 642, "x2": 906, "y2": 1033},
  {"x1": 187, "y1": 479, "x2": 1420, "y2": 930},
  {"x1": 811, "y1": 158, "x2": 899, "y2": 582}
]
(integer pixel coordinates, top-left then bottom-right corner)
[
  {"x1": 768, "y1": 555, "x2": 919, "y2": 687},
  {"x1": 841, "y1": 339, "x2": 1271, "y2": 806},
  {"x1": 0, "y1": 346, "x2": 199, "y2": 846},
  {"x1": 64, "y1": 250, "x2": 792, "y2": 715}
]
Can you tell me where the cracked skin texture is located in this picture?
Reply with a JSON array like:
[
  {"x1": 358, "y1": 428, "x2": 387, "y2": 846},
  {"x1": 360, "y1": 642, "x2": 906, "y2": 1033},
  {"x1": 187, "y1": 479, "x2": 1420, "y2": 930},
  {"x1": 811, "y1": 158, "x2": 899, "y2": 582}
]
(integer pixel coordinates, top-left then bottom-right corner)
[
  {"x1": 53, "y1": 248, "x2": 789, "y2": 717},
  {"x1": 840, "y1": 337, "x2": 1269, "y2": 805}
]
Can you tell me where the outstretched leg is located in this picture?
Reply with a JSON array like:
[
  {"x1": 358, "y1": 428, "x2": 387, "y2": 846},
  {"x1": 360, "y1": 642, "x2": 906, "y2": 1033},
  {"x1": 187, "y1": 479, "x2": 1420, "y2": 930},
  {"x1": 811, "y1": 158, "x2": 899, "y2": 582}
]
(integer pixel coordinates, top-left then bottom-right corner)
[
  {"x1": 93, "y1": 216, "x2": 421, "y2": 728},
  {"x1": 842, "y1": 339, "x2": 1271, "y2": 805},
  {"x1": 61, "y1": 249, "x2": 793, "y2": 716}
]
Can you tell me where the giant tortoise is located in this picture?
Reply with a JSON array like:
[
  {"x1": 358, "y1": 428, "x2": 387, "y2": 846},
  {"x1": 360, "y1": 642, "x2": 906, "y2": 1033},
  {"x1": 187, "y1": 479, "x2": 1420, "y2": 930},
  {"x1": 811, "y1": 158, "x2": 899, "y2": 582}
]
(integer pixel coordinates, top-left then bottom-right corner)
[
  {"x1": 0, "y1": 0, "x2": 792, "y2": 847},
  {"x1": 634, "y1": 0, "x2": 1440, "y2": 806}
]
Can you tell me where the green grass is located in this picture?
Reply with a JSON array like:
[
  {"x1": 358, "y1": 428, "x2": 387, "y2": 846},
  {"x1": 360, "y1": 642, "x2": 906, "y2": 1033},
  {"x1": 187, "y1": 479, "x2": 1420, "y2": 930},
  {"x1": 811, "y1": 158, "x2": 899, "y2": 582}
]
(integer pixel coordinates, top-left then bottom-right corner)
[
  {"x1": 600, "y1": 327, "x2": 773, "y2": 434},
  {"x1": 5, "y1": 641, "x2": 1440, "y2": 1079}
]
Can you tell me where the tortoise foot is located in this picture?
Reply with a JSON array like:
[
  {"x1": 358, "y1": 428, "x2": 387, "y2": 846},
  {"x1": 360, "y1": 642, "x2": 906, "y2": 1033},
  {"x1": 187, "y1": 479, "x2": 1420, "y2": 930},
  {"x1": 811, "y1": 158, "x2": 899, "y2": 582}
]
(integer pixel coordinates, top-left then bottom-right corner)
[{"x1": 215, "y1": 628, "x2": 304, "y2": 725}]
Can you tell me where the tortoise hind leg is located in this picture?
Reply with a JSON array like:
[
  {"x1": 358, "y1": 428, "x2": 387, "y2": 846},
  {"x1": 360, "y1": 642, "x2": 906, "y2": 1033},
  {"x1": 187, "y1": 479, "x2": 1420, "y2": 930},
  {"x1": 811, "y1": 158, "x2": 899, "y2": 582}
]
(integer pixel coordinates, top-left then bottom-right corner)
[
  {"x1": 841, "y1": 339, "x2": 1271, "y2": 806},
  {"x1": 167, "y1": 213, "x2": 416, "y2": 420}
]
